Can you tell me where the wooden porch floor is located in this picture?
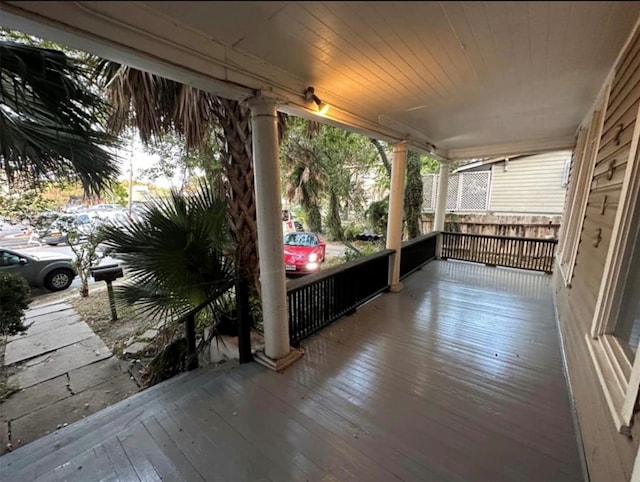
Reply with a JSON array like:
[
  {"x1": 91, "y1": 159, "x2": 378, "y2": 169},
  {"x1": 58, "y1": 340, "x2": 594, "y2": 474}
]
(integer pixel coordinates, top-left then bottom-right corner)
[{"x1": 1, "y1": 260, "x2": 584, "y2": 481}]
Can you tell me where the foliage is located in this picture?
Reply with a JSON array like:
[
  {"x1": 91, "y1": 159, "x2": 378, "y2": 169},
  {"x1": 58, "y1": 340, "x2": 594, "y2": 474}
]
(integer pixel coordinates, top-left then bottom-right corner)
[
  {"x1": 67, "y1": 222, "x2": 105, "y2": 297},
  {"x1": 141, "y1": 131, "x2": 223, "y2": 192},
  {"x1": 105, "y1": 181, "x2": 129, "y2": 206},
  {"x1": 0, "y1": 189, "x2": 55, "y2": 224},
  {"x1": 326, "y1": 188, "x2": 344, "y2": 241},
  {"x1": 370, "y1": 138, "x2": 391, "y2": 178},
  {"x1": 0, "y1": 39, "x2": 119, "y2": 193},
  {"x1": 96, "y1": 61, "x2": 269, "y2": 299},
  {"x1": 0, "y1": 272, "x2": 32, "y2": 336},
  {"x1": 366, "y1": 198, "x2": 389, "y2": 235},
  {"x1": 280, "y1": 117, "x2": 325, "y2": 233},
  {"x1": 280, "y1": 117, "x2": 380, "y2": 235},
  {"x1": 101, "y1": 181, "x2": 236, "y2": 322},
  {"x1": 343, "y1": 222, "x2": 367, "y2": 242},
  {"x1": 145, "y1": 338, "x2": 189, "y2": 386},
  {"x1": 404, "y1": 150, "x2": 423, "y2": 239},
  {"x1": 421, "y1": 156, "x2": 441, "y2": 175},
  {"x1": 342, "y1": 240, "x2": 385, "y2": 263}
]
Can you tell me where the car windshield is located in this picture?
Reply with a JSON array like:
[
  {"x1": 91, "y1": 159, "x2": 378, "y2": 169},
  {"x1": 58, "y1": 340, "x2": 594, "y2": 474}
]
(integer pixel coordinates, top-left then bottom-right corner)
[{"x1": 284, "y1": 233, "x2": 317, "y2": 247}]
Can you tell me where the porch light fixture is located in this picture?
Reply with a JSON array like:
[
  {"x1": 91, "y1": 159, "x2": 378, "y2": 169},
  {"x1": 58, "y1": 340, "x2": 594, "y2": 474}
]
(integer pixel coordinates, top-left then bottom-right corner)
[{"x1": 304, "y1": 86, "x2": 329, "y2": 115}]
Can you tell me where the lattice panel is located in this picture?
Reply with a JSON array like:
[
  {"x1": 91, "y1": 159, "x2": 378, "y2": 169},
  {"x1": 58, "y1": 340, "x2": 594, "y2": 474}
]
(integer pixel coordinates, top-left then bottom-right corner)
[
  {"x1": 446, "y1": 174, "x2": 459, "y2": 210},
  {"x1": 422, "y1": 174, "x2": 437, "y2": 211},
  {"x1": 423, "y1": 171, "x2": 490, "y2": 212},
  {"x1": 459, "y1": 172, "x2": 490, "y2": 211}
]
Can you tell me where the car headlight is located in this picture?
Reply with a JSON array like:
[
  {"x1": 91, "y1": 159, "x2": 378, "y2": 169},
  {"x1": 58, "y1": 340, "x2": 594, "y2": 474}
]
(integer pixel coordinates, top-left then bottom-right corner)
[{"x1": 308, "y1": 253, "x2": 318, "y2": 262}]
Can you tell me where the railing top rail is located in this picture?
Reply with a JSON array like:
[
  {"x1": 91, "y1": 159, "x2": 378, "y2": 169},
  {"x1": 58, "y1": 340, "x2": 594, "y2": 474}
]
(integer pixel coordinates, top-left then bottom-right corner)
[
  {"x1": 442, "y1": 231, "x2": 558, "y2": 244},
  {"x1": 400, "y1": 231, "x2": 440, "y2": 248},
  {"x1": 286, "y1": 249, "x2": 395, "y2": 293}
]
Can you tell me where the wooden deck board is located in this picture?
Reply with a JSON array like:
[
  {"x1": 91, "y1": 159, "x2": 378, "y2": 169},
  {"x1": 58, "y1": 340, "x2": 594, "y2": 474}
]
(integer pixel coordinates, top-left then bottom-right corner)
[{"x1": 0, "y1": 260, "x2": 584, "y2": 481}]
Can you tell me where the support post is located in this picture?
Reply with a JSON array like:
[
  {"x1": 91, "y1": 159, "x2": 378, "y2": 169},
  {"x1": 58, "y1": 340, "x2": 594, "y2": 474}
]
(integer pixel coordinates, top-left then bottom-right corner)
[
  {"x1": 185, "y1": 313, "x2": 198, "y2": 370},
  {"x1": 236, "y1": 276, "x2": 252, "y2": 364},
  {"x1": 248, "y1": 95, "x2": 302, "y2": 370},
  {"x1": 434, "y1": 162, "x2": 450, "y2": 232},
  {"x1": 386, "y1": 142, "x2": 408, "y2": 292},
  {"x1": 105, "y1": 280, "x2": 118, "y2": 321}
]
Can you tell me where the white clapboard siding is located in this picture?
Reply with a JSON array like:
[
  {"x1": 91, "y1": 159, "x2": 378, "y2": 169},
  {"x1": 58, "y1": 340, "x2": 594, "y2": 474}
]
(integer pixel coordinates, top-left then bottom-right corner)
[{"x1": 489, "y1": 151, "x2": 572, "y2": 214}]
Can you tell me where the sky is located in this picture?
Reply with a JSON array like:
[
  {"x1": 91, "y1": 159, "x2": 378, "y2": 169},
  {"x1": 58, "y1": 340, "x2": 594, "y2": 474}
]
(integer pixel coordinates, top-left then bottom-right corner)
[{"x1": 114, "y1": 136, "x2": 179, "y2": 189}]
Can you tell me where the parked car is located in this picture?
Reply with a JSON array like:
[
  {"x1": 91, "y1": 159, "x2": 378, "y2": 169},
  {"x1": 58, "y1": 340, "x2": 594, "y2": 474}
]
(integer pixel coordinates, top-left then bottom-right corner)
[
  {"x1": 41, "y1": 213, "x2": 98, "y2": 246},
  {"x1": 0, "y1": 247, "x2": 77, "y2": 291},
  {"x1": 283, "y1": 232, "x2": 326, "y2": 274},
  {"x1": 356, "y1": 231, "x2": 384, "y2": 242}
]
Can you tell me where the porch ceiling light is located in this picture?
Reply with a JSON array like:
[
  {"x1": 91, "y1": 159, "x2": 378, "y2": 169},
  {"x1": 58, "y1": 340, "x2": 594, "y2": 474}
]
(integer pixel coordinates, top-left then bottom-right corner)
[{"x1": 304, "y1": 86, "x2": 329, "y2": 115}]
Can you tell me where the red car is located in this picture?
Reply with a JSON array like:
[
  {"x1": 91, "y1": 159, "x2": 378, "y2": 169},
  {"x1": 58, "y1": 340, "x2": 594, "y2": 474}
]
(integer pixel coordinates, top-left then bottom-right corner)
[{"x1": 283, "y1": 232, "x2": 326, "y2": 274}]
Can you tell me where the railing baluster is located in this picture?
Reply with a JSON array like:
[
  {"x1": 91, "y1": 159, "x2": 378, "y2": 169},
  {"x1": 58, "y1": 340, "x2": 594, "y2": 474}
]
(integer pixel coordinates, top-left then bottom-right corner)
[{"x1": 438, "y1": 232, "x2": 557, "y2": 274}]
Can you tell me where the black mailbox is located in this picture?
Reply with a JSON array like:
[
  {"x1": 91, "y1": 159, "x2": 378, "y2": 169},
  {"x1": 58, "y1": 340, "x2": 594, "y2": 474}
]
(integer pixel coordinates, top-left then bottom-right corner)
[{"x1": 90, "y1": 264, "x2": 124, "y2": 282}]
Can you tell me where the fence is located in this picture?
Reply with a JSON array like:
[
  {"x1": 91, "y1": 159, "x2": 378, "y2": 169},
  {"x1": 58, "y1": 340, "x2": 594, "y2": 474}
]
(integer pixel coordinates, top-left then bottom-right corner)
[
  {"x1": 399, "y1": 232, "x2": 438, "y2": 280},
  {"x1": 440, "y1": 232, "x2": 557, "y2": 273},
  {"x1": 287, "y1": 250, "x2": 393, "y2": 346},
  {"x1": 423, "y1": 171, "x2": 491, "y2": 212}
]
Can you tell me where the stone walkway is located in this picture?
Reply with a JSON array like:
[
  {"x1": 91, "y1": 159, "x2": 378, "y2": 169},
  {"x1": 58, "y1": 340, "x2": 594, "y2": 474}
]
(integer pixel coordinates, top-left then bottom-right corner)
[{"x1": 0, "y1": 300, "x2": 139, "y2": 454}]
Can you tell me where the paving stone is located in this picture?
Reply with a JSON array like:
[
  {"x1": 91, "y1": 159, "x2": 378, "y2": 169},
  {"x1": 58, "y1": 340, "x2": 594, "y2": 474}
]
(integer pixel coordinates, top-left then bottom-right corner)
[
  {"x1": 24, "y1": 302, "x2": 72, "y2": 319},
  {"x1": 68, "y1": 358, "x2": 131, "y2": 393},
  {"x1": 9, "y1": 338, "x2": 111, "y2": 389},
  {"x1": 5, "y1": 324, "x2": 95, "y2": 365},
  {"x1": 15, "y1": 313, "x2": 82, "y2": 338},
  {"x1": 138, "y1": 329, "x2": 158, "y2": 341},
  {"x1": 0, "y1": 375, "x2": 71, "y2": 422},
  {"x1": 123, "y1": 342, "x2": 148, "y2": 357},
  {"x1": 8, "y1": 377, "x2": 139, "y2": 453}
]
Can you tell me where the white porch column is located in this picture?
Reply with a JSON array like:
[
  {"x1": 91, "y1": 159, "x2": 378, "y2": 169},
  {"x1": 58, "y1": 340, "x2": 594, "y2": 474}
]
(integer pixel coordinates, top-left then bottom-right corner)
[
  {"x1": 386, "y1": 142, "x2": 408, "y2": 292},
  {"x1": 433, "y1": 162, "x2": 450, "y2": 231},
  {"x1": 248, "y1": 96, "x2": 300, "y2": 368}
]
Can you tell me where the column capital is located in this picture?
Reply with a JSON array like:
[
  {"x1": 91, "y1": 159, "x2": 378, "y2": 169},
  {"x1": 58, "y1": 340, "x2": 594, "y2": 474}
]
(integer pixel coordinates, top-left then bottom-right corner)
[
  {"x1": 246, "y1": 92, "x2": 280, "y2": 112},
  {"x1": 391, "y1": 140, "x2": 408, "y2": 151}
]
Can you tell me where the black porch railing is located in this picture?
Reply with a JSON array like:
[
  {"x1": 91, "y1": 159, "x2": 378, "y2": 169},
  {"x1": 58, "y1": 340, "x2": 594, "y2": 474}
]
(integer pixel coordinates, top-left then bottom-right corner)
[
  {"x1": 287, "y1": 249, "x2": 394, "y2": 346},
  {"x1": 440, "y1": 232, "x2": 557, "y2": 273},
  {"x1": 399, "y1": 232, "x2": 438, "y2": 280}
]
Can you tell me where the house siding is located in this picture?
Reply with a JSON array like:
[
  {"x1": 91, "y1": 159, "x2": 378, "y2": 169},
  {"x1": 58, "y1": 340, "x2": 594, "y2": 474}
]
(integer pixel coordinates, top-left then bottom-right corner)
[
  {"x1": 489, "y1": 151, "x2": 571, "y2": 214},
  {"x1": 555, "y1": 24, "x2": 640, "y2": 482}
]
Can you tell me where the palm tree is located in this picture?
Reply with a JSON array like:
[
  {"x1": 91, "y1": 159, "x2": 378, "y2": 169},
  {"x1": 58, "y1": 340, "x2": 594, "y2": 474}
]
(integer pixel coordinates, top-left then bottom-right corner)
[
  {"x1": 100, "y1": 181, "x2": 235, "y2": 321},
  {"x1": 95, "y1": 62, "x2": 285, "y2": 297},
  {"x1": 281, "y1": 117, "x2": 326, "y2": 232},
  {"x1": 0, "y1": 41, "x2": 118, "y2": 193}
]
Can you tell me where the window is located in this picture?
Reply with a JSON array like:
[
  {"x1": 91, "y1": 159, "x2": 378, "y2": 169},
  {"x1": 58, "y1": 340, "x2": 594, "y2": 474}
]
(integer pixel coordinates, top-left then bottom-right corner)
[
  {"x1": 614, "y1": 253, "x2": 640, "y2": 361},
  {"x1": 588, "y1": 123, "x2": 640, "y2": 433}
]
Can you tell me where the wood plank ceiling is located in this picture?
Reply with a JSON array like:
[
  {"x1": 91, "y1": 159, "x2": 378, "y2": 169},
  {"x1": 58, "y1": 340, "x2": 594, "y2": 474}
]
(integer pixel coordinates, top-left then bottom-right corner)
[{"x1": 2, "y1": 1, "x2": 640, "y2": 159}]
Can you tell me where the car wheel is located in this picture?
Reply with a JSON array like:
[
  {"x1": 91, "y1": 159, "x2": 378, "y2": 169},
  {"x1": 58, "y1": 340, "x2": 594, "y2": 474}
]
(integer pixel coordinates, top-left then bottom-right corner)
[
  {"x1": 44, "y1": 268, "x2": 74, "y2": 291},
  {"x1": 46, "y1": 242, "x2": 59, "y2": 246}
]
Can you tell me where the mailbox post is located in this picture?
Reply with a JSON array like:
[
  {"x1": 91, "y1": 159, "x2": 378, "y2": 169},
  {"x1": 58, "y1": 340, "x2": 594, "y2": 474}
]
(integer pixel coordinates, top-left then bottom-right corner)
[{"x1": 90, "y1": 264, "x2": 124, "y2": 321}]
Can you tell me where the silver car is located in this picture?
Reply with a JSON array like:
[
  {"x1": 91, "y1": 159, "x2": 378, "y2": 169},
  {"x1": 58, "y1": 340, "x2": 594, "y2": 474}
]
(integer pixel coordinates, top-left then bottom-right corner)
[{"x1": 0, "y1": 247, "x2": 77, "y2": 291}]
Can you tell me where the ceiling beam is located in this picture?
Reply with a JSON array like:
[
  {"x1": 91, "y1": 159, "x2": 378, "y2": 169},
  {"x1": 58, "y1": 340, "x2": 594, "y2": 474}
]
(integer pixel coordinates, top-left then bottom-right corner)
[{"x1": 446, "y1": 136, "x2": 576, "y2": 161}]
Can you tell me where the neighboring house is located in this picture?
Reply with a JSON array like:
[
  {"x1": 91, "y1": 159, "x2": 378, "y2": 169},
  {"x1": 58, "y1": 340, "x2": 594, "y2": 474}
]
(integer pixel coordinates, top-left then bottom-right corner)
[{"x1": 423, "y1": 150, "x2": 572, "y2": 215}]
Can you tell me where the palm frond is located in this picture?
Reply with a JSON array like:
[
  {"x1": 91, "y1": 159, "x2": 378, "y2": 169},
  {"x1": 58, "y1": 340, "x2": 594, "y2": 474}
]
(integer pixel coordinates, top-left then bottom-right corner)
[
  {"x1": 0, "y1": 40, "x2": 119, "y2": 193},
  {"x1": 102, "y1": 181, "x2": 236, "y2": 322}
]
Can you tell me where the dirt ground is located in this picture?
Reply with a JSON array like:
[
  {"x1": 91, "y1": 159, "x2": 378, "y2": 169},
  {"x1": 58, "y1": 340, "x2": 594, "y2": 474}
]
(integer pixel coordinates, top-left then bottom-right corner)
[{"x1": 70, "y1": 286, "x2": 177, "y2": 359}]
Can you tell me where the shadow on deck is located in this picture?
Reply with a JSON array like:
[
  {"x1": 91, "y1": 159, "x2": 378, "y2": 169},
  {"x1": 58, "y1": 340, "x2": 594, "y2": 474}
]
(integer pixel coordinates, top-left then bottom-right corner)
[{"x1": 0, "y1": 260, "x2": 584, "y2": 481}]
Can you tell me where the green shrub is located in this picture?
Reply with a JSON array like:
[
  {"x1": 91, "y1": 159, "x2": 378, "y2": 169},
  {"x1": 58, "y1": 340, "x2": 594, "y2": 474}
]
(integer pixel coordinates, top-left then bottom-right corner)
[
  {"x1": 342, "y1": 241, "x2": 384, "y2": 263},
  {"x1": 343, "y1": 223, "x2": 365, "y2": 242},
  {"x1": 0, "y1": 272, "x2": 32, "y2": 336}
]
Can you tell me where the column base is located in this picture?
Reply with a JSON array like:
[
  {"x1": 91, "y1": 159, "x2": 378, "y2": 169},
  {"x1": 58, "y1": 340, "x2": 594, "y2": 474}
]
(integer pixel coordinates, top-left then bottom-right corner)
[
  {"x1": 389, "y1": 282, "x2": 404, "y2": 293},
  {"x1": 254, "y1": 347, "x2": 304, "y2": 372}
]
